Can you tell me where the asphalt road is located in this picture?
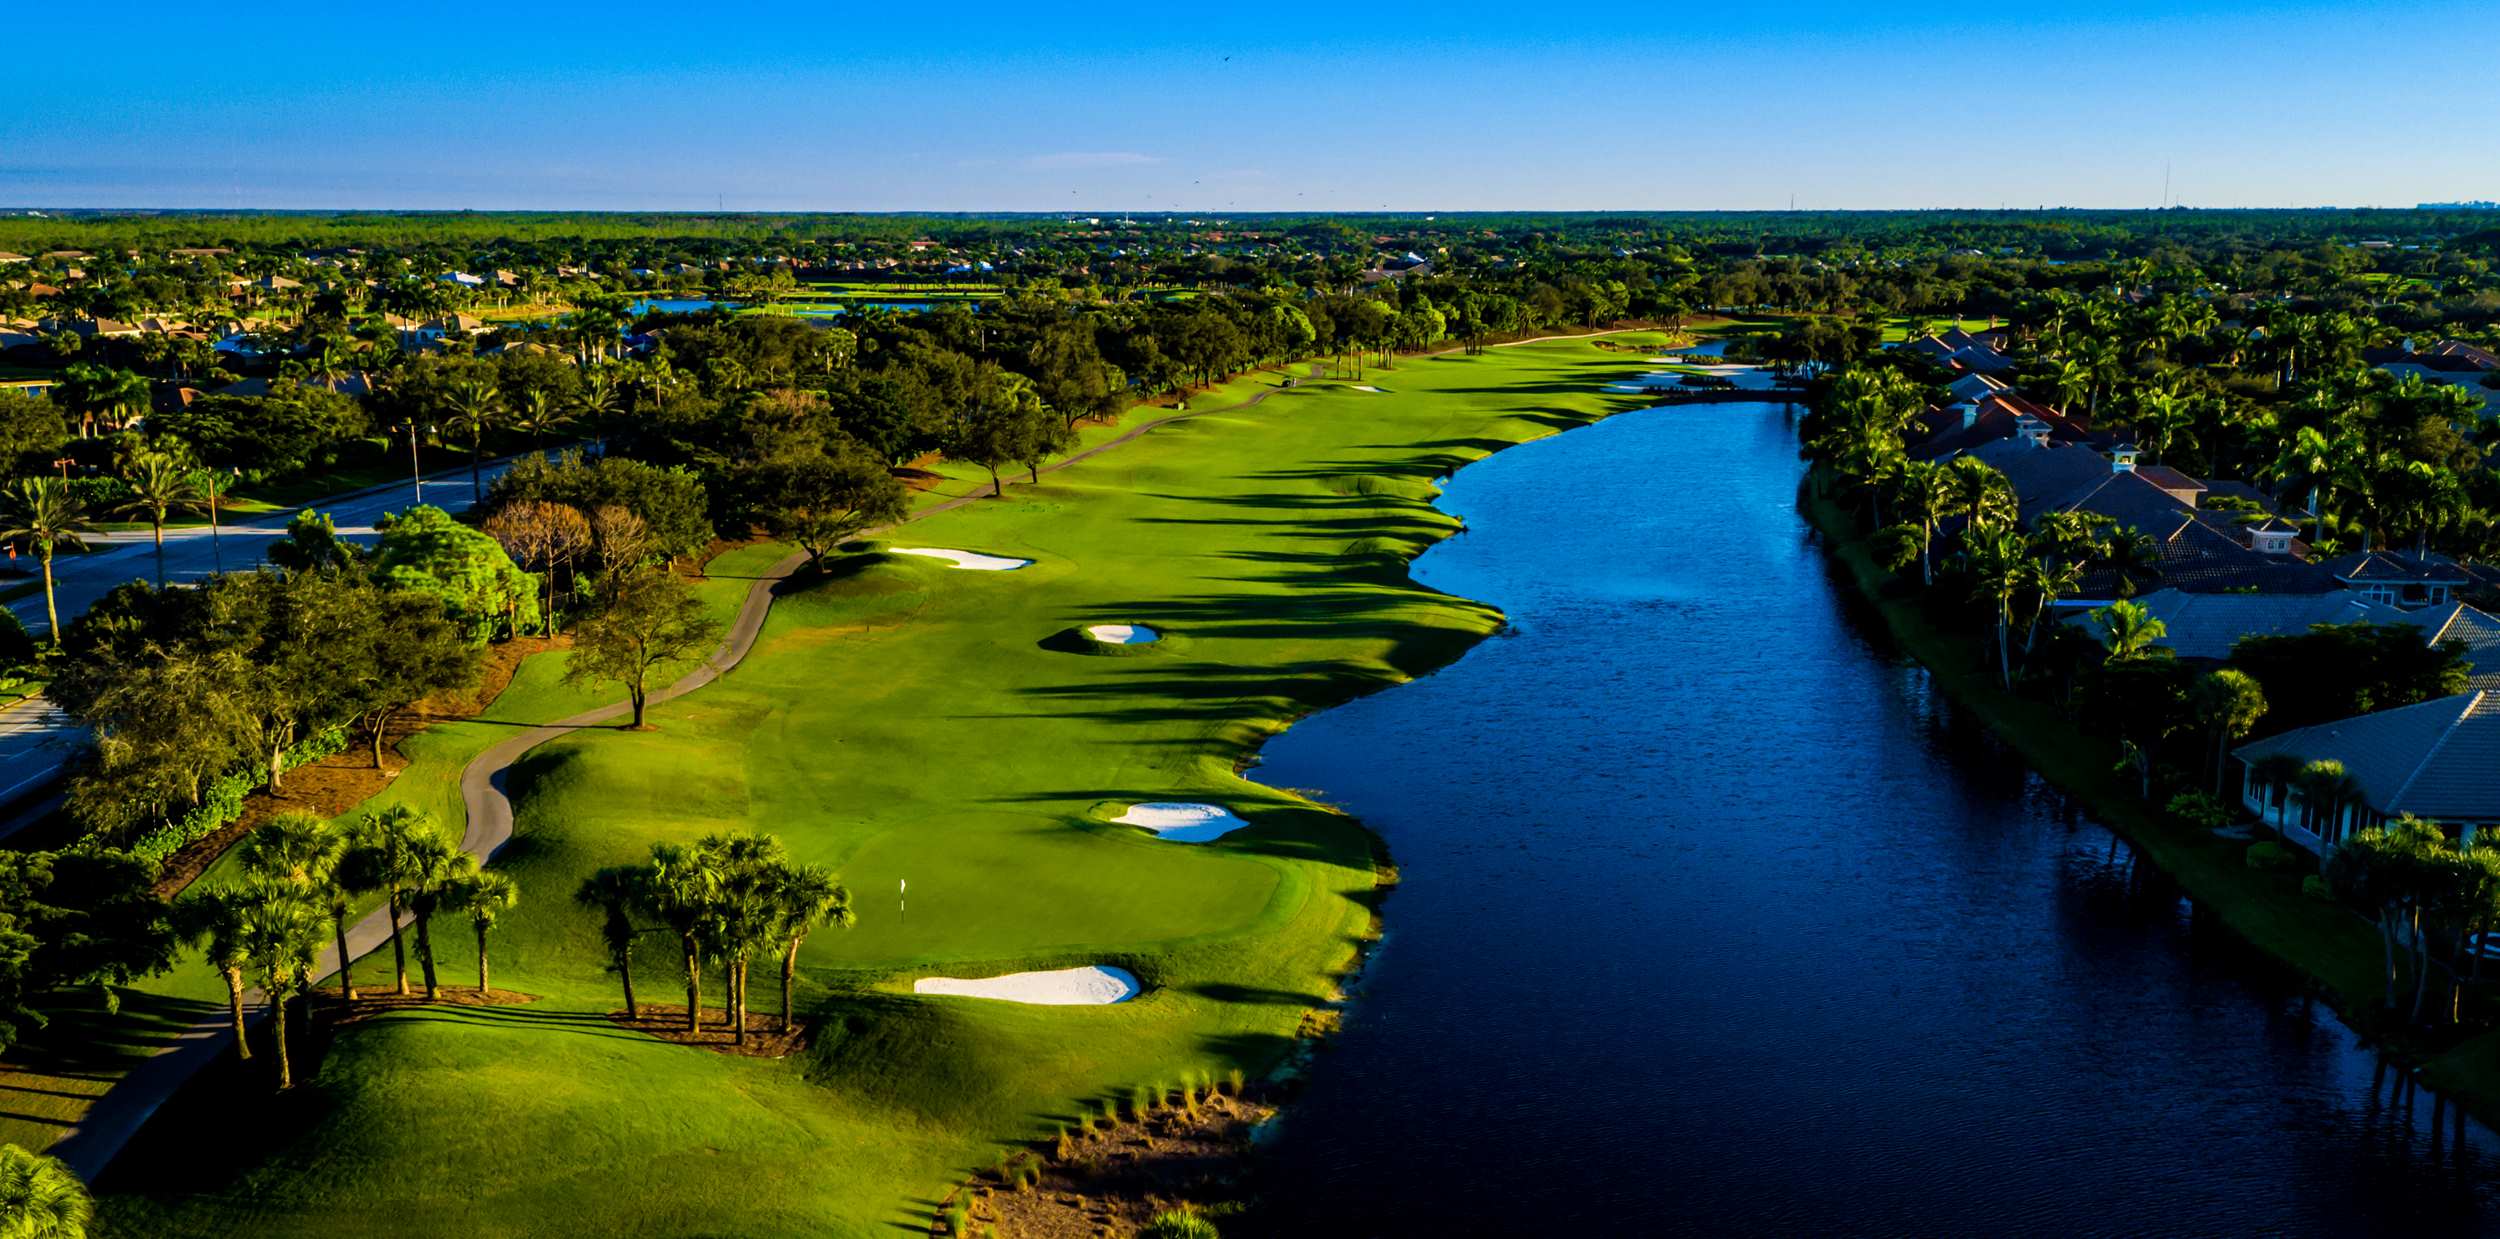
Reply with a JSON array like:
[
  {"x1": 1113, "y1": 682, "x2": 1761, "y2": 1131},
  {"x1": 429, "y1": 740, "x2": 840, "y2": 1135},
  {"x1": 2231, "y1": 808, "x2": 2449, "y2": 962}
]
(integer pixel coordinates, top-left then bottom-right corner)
[{"x1": 0, "y1": 454, "x2": 540, "y2": 822}]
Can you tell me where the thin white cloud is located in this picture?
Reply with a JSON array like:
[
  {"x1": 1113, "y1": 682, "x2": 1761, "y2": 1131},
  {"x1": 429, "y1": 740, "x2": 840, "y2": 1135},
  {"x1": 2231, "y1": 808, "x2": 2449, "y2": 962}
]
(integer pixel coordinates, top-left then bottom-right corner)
[{"x1": 1022, "y1": 151, "x2": 1160, "y2": 171}]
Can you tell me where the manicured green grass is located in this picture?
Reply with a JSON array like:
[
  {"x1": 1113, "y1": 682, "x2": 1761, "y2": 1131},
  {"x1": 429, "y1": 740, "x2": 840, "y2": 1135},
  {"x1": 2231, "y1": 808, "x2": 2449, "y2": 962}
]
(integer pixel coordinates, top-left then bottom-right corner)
[{"x1": 90, "y1": 335, "x2": 1672, "y2": 1236}]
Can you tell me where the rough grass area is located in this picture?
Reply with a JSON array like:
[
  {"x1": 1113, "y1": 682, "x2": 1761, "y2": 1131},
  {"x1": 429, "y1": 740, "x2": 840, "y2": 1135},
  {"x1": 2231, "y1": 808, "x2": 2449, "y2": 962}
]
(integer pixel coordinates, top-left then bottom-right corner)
[{"x1": 85, "y1": 335, "x2": 1674, "y2": 1236}]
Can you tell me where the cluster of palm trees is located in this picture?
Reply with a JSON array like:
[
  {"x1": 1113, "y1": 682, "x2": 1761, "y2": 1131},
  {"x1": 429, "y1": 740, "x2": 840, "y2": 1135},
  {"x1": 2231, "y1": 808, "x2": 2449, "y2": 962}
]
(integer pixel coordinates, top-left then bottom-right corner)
[
  {"x1": 574, "y1": 833, "x2": 851, "y2": 1047},
  {"x1": 183, "y1": 805, "x2": 517, "y2": 1089},
  {"x1": 0, "y1": 445, "x2": 246, "y2": 652},
  {"x1": 2323, "y1": 817, "x2": 2500, "y2": 1027}
]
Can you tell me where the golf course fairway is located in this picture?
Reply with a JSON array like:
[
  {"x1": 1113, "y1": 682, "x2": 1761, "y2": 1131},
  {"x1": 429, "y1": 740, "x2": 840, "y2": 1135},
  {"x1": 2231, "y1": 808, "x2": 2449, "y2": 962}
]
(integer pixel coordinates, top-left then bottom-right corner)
[{"x1": 92, "y1": 334, "x2": 1674, "y2": 1236}]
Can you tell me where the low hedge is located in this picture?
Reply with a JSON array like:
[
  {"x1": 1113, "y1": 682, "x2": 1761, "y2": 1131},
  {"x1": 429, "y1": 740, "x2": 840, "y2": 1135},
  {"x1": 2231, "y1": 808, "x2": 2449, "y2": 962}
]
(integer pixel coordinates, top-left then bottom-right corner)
[{"x1": 126, "y1": 724, "x2": 352, "y2": 865}]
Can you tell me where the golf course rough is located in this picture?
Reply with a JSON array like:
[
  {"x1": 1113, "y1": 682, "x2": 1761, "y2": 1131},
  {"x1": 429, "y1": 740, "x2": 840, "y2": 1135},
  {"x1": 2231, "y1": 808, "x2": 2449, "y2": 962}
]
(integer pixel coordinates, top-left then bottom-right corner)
[{"x1": 95, "y1": 334, "x2": 1676, "y2": 1237}]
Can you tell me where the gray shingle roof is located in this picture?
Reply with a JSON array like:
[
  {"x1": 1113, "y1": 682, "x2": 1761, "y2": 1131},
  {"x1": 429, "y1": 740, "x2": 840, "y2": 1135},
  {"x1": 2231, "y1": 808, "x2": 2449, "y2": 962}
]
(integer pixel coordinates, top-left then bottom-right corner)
[
  {"x1": 2236, "y1": 691, "x2": 2500, "y2": 821},
  {"x1": 2089, "y1": 588, "x2": 2424, "y2": 659}
]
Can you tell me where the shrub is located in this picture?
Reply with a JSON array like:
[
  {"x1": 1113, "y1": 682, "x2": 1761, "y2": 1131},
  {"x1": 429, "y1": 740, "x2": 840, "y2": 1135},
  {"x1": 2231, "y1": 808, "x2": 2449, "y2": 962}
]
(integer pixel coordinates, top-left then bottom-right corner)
[
  {"x1": 1131, "y1": 1084, "x2": 1155, "y2": 1118},
  {"x1": 1140, "y1": 1210, "x2": 1221, "y2": 1239},
  {"x1": 2301, "y1": 874, "x2": 2335, "y2": 902},
  {"x1": 942, "y1": 1204, "x2": 970, "y2": 1236},
  {"x1": 2245, "y1": 841, "x2": 2302, "y2": 872},
  {"x1": 1224, "y1": 1067, "x2": 1245, "y2": 1097},
  {"x1": 2165, "y1": 791, "x2": 2234, "y2": 830}
]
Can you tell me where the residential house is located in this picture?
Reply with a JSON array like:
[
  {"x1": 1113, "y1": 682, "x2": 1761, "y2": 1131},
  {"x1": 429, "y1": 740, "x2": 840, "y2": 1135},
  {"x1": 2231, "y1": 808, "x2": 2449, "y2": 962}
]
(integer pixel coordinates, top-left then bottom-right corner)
[
  {"x1": 2233, "y1": 605, "x2": 2500, "y2": 851},
  {"x1": 1908, "y1": 390, "x2": 2090, "y2": 461},
  {"x1": 2079, "y1": 587, "x2": 2421, "y2": 661},
  {"x1": 2321, "y1": 550, "x2": 2477, "y2": 609},
  {"x1": 1903, "y1": 327, "x2": 2015, "y2": 375},
  {"x1": 2366, "y1": 339, "x2": 2500, "y2": 417},
  {"x1": 1958, "y1": 435, "x2": 2335, "y2": 601},
  {"x1": 214, "y1": 372, "x2": 375, "y2": 399},
  {"x1": 0, "y1": 377, "x2": 55, "y2": 400}
]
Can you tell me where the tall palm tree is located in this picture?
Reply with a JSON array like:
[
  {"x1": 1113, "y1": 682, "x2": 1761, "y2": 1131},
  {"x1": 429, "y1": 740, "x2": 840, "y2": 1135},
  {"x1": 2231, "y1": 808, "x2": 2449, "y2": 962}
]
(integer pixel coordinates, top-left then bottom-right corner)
[
  {"x1": 242, "y1": 810, "x2": 352, "y2": 1005},
  {"x1": 241, "y1": 879, "x2": 327, "y2": 1090},
  {"x1": 449, "y1": 869, "x2": 519, "y2": 993},
  {"x1": 765, "y1": 863, "x2": 852, "y2": 1033},
  {"x1": 644, "y1": 842, "x2": 723, "y2": 1033},
  {"x1": 342, "y1": 806, "x2": 432, "y2": 997},
  {"x1": 697, "y1": 833, "x2": 786, "y2": 1044},
  {"x1": 189, "y1": 467, "x2": 237, "y2": 572},
  {"x1": 1892, "y1": 460, "x2": 1953, "y2": 585},
  {"x1": 403, "y1": 837, "x2": 478, "y2": 1002},
  {"x1": 575, "y1": 866, "x2": 647, "y2": 1019},
  {"x1": 0, "y1": 478, "x2": 93, "y2": 648},
  {"x1": 1964, "y1": 526, "x2": 2030, "y2": 687},
  {"x1": 440, "y1": 374, "x2": 504, "y2": 500},
  {"x1": 0, "y1": 1143, "x2": 92, "y2": 1238},
  {"x1": 2189, "y1": 669, "x2": 2269, "y2": 798},
  {"x1": 178, "y1": 888, "x2": 254, "y2": 1062},
  {"x1": 112, "y1": 451, "x2": 203, "y2": 586}
]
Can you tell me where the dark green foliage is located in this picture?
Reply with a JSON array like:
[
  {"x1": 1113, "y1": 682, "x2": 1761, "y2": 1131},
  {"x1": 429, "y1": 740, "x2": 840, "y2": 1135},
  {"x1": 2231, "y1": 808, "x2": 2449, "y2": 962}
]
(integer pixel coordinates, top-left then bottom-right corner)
[
  {"x1": 0, "y1": 848, "x2": 178, "y2": 1052},
  {"x1": 150, "y1": 386, "x2": 369, "y2": 476},
  {"x1": 2230, "y1": 622, "x2": 2473, "y2": 735},
  {"x1": 487, "y1": 452, "x2": 714, "y2": 562}
]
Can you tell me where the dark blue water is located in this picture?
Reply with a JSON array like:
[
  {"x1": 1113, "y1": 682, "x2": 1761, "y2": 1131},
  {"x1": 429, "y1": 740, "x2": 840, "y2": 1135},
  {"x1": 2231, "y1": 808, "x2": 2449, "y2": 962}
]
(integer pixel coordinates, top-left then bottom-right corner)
[{"x1": 1250, "y1": 402, "x2": 2500, "y2": 1236}]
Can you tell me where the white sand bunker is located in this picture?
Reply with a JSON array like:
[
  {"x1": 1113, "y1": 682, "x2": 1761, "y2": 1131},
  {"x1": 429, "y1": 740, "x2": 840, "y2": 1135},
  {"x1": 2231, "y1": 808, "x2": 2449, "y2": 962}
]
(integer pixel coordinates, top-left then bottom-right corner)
[
  {"x1": 1350, "y1": 384, "x2": 1384, "y2": 393},
  {"x1": 1115, "y1": 802, "x2": 1249, "y2": 843},
  {"x1": 892, "y1": 547, "x2": 1033, "y2": 571},
  {"x1": 1086, "y1": 623, "x2": 1160, "y2": 644},
  {"x1": 914, "y1": 965, "x2": 1140, "y2": 1005}
]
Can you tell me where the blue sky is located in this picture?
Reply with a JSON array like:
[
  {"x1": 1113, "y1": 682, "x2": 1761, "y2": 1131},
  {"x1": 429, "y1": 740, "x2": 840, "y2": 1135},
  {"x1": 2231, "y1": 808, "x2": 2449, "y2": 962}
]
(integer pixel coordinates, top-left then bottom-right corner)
[{"x1": 6, "y1": 1, "x2": 2493, "y2": 211}]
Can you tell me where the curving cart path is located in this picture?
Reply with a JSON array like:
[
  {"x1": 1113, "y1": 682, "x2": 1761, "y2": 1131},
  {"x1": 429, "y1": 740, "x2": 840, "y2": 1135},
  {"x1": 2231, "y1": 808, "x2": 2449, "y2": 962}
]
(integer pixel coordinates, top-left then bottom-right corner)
[{"x1": 52, "y1": 330, "x2": 1644, "y2": 1179}]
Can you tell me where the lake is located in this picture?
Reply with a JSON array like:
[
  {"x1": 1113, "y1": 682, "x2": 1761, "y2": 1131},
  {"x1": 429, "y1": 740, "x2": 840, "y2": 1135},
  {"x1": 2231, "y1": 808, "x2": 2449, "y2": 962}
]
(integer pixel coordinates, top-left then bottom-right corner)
[{"x1": 1246, "y1": 399, "x2": 2500, "y2": 1235}]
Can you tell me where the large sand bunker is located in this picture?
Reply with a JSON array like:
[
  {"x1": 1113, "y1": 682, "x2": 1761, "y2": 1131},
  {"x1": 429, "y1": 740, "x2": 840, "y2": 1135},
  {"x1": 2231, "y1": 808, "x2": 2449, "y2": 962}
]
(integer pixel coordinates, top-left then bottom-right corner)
[
  {"x1": 913, "y1": 965, "x2": 1141, "y2": 1005},
  {"x1": 892, "y1": 547, "x2": 1033, "y2": 571},
  {"x1": 1114, "y1": 803, "x2": 1249, "y2": 843}
]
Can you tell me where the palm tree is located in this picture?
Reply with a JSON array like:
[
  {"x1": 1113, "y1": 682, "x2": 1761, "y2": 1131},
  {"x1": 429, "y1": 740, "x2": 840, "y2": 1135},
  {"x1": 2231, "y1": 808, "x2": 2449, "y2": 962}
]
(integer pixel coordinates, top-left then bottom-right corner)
[
  {"x1": 179, "y1": 888, "x2": 254, "y2": 1062},
  {"x1": 2020, "y1": 555, "x2": 2085, "y2": 653},
  {"x1": 2189, "y1": 669, "x2": 2269, "y2": 798},
  {"x1": 575, "y1": 866, "x2": 647, "y2": 1019},
  {"x1": 2296, "y1": 760, "x2": 2364, "y2": 846},
  {"x1": 0, "y1": 1143, "x2": 92, "y2": 1238},
  {"x1": 1892, "y1": 460, "x2": 1953, "y2": 585},
  {"x1": 241, "y1": 810, "x2": 355, "y2": 1006},
  {"x1": 2089, "y1": 598, "x2": 2170, "y2": 664},
  {"x1": 404, "y1": 837, "x2": 478, "y2": 1002},
  {"x1": 342, "y1": 806, "x2": 432, "y2": 997},
  {"x1": 1945, "y1": 455, "x2": 2016, "y2": 531},
  {"x1": 510, "y1": 388, "x2": 568, "y2": 450},
  {"x1": 440, "y1": 374, "x2": 504, "y2": 500},
  {"x1": 697, "y1": 833, "x2": 787, "y2": 1044},
  {"x1": 190, "y1": 467, "x2": 237, "y2": 572},
  {"x1": 643, "y1": 842, "x2": 723, "y2": 1033},
  {"x1": 449, "y1": 869, "x2": 519, "y2": 994},
  {"x1": 0, "y1": 478, "x2": 93, "y2": 648},
  {"x1": 241, "y1": 879, "x2": 327, "y2": 1090},
  {"x1": 765, "y1": 863, "x2": 852, "y2": 1033},
  {"x1": 1963, "y1": 525, "x2": 2030, "y2": 687},
  {"x1": 113, "y1": 451, "x2": 203, "y2": 586}
]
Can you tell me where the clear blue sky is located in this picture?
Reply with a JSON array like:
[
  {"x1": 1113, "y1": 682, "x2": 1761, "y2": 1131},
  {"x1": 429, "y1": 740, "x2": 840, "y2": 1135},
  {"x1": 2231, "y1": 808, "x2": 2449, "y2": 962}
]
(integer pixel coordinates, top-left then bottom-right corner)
[{"x1": 7, "y1": 1, "x2": 2492, "y2": 211}]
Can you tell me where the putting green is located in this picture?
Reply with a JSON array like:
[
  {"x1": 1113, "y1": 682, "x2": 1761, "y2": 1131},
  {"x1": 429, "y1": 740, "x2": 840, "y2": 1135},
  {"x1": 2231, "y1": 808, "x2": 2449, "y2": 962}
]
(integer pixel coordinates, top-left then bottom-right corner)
[{"x1": 94, "y1": 336, "x2": 1671, "y2": 1236}]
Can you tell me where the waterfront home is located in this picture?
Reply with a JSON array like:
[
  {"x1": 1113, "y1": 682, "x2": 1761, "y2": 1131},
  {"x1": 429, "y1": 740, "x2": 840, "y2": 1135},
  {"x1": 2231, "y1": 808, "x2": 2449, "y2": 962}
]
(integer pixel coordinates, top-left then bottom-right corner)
[
  {"x1": 1907, "y1": 390, "x2": 2091, "y2": 460},
  {"x1": 2233, "y1": 605, "x2": 2500, "y2": 851},
  {"x1": 2077, "y1": 588, "x2": 2420, "y2": 660},
  {"x1": 1957, "y1": 437, "x2": 2334, "y2": 600},
  {"x1": 2322, "y1": 550, "x2": 2476, "y2": 609}
]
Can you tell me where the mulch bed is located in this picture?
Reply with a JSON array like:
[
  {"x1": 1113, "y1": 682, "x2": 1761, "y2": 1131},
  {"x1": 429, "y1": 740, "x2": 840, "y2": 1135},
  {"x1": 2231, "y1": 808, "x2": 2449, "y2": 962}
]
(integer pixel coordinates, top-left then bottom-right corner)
[
  {"x1": 605, "y1": 1005, "x2": 808, "y2": 1058},
  {"x1": 327, "y1": 987, "x2": 541, "y2": 1026},
  {"x1": 151, "y1": 635, "x2": 568, "y2": 897},
  {"x1": 935, "y1": 1090, "x2": 1272, "y2": 1239}
]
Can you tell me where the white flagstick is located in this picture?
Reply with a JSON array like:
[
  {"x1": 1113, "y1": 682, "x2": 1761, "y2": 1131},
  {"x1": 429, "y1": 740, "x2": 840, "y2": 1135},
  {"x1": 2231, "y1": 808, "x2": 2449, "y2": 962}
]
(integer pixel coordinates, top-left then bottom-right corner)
[{"x1": 899, "y1": 877, "x2": 907, "y2": 920}]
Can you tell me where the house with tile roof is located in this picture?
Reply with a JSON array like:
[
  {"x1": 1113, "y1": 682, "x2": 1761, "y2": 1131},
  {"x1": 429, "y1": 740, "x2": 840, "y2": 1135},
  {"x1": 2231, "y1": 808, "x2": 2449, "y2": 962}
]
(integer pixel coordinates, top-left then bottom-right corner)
[
  {"x1": 2321, "y1": 550, "x2": 2476, "y2": 610},
  {"x1": 2233, "y1": 605, "x2": 2500, "y2": 852}
]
